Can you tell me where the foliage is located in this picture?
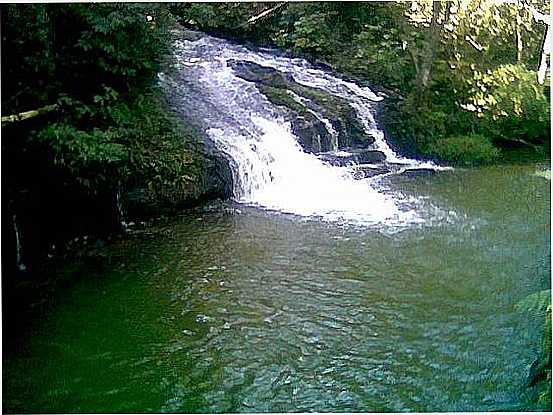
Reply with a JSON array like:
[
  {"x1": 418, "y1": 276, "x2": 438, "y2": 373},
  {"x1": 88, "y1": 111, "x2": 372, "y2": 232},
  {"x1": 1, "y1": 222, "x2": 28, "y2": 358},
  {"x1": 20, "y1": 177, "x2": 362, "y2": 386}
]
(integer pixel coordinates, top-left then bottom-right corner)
[
  {"x1": 1, "y1": 4, "x2": 202, "y2": 197},
  {"x1": 175, "y1": 0, "x2": 550, "y2": 164},
  {"x1": 171, "y1": 2, "x2": 260, "y2": 30},
  {"x1": 516, "y1": 289, "x2": 552, "y2": 409},
  {"x1": 37, "y1": 124, "x2": 128, "y2": 181},
  {"x1": 169, "y1": 2, "x2": 277, "y2": 43},
  {"x1": 516, "y1": 289, "x2": 551, "y2": 316},
  {"x1": 461, "y1": 64, "x2": 550, "y2": 144},
  {"x1": 111, "y1": 94, "x2": 201, "y2": 198},
  {"x1": 2, "y1": 4, "x2": 173, "y2": 114},
  {"x1": 389, "y1": 0, "x2": 550, "y2": 159},
  {"x1": 425, "y1": 134, "x2": 500, "y2": 165},
  {"x1": 274, "y1": 10, "x2": 334, "y2": 55},
  {"x1": 539, "y1": 305, "x2": 552, "y2": 408},
  {"x1": 29, "y1": 93, "x2": 200, "y2": 195}
]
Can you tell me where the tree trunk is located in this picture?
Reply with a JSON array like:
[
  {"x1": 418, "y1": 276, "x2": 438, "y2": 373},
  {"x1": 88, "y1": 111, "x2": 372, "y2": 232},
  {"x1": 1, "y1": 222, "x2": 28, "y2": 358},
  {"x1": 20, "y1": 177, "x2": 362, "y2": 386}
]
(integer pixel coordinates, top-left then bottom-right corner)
[
  {"x1": 527, "y1": 4, "x2": 550, "y2": 84},
  {"x1": 537, "y1": 25, "x2": 550, "y2": 84},
  {"x1": 237, "y1": 3, "x2": 287, "y2": 29},
  {"x1": 515, "y1": 1, "x2": 523, "y2": 62},
  {"x1": 415, "y1": 1, "x2": 443, "y2": 90}
]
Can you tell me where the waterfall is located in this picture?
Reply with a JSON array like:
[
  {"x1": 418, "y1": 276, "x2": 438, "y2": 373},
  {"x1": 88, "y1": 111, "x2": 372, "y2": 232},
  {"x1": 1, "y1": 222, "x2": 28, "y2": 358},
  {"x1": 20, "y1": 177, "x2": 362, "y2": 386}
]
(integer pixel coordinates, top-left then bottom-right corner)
[
  {"x1": 116, "y1": 191, "x2": 129, "y2": 231},
  {"x1": 163, "y1": 33, "x2": 446, "y2": 226},
  {"x1": 287, "y1": 90, "x2": 339, "y2": 151},
  {"x1": 12, "y1": 214, "x2": 26, "y2": 272}
]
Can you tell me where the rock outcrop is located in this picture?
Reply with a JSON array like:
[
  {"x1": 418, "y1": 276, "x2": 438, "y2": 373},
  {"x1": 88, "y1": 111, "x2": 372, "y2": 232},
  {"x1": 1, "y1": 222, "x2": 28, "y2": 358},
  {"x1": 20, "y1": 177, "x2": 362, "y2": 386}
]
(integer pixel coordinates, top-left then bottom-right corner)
[{"x1": 229, "y1": 60, "x2": 375, "y2": 154}]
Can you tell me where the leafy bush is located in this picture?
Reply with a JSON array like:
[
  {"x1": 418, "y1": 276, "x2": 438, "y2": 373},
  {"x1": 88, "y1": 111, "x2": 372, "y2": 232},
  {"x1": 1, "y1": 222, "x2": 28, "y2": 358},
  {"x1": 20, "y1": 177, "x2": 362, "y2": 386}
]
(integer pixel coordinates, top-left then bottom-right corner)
[
  {"x1": 37, "y1": 124, "x2": 127, "y2": 173},
  {"x1": 274, "y1": 11, "x2": 335, "y2": 55},
  {"x1": 461, "y1": 65, "x2": 550, "y2": 145},
  {"x1": 516, "y1": 290, "x2": 552, "y2": 409},
  {"x1": 32, "y1": 93, "x2": 200, "y2": 195},
  {"x1": 113, "y1": 93, "x2": 201, "y2": 198},
  {"x1": 1, "y1": 4, "x2": 173, "y2": 114},
  {"x1": 2, "y1": 4, "x2": 199, "y2": 196},
  {"x1": 516, "y1": 289, "x2": 552, "y2": 316},
  {"x1": 426, "y1": 134, "x2": 500, "y2": 165}
]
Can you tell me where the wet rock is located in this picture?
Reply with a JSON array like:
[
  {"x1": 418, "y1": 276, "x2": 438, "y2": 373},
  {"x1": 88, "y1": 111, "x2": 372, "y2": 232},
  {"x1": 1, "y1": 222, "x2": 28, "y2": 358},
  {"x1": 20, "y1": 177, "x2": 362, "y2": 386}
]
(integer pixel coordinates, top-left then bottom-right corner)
[
  {"x1": 230, "y1": 60, "x2": 374, "y2": 154},
  {"x1": 351, "y1": 149, "x2": 386, "y2": 163},
  {"x1": 121, "y1": 151, "x2": 233, "y2": 221},
  {"x1": 179, "y1": 29, "x2": 204, "y2": 42},
  {"x1": 200, "y1": 152, "x2": 234, "y2": 200},
  {"x1": 317, "y1": 149, "x2": 386, "y2": 166},
  {"x1": 229, "y1": 60, "x2": 294, "y2": 88},
  {"x1": 399, "y1": 168, "x2": 438, "y2": 178},
  {"x1": 318, "y1": 151, "x2": 356, "y2": 167},
  {"x1": 290, "y1": 114, "x2": 330, "y2": 153},
  {"x1": 352, "y1": 165, "x2": 391, "y2": 179}
]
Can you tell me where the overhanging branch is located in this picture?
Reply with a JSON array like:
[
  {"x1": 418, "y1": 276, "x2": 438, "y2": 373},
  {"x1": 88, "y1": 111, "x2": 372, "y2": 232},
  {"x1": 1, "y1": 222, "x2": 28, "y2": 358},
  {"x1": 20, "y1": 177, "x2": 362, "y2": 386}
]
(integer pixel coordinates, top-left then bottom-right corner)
[
  {"x1": 236, "y1": 3, "x2": 287, "y2": 29},
  {"x1": 1, "y1": 104, "x2": 58, "y2": 124}
]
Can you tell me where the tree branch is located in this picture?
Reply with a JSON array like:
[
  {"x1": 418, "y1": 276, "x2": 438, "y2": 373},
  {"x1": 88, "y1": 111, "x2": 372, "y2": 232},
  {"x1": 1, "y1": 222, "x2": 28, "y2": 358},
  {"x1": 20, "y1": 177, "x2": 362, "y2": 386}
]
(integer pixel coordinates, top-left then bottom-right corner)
[
  {"x1": 1, "y1": 104, "x2": 58, "y2": 124},
  {"x1": 237, "y1": 3, "x2": 287, "y2": 29}
]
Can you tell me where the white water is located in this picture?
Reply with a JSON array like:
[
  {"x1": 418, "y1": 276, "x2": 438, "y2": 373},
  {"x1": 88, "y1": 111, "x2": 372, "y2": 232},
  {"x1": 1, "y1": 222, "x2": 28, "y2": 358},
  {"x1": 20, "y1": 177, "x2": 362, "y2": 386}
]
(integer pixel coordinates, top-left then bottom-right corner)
[
  {"x1": 287, "y1": 90, "x2": 339, "y2": 151},
  {"x1": 12, "y1": 214, "x2": 26, "y2": 272},
  {"x1": 165, "y1": 33, "x2": 448, "y2": 226}
]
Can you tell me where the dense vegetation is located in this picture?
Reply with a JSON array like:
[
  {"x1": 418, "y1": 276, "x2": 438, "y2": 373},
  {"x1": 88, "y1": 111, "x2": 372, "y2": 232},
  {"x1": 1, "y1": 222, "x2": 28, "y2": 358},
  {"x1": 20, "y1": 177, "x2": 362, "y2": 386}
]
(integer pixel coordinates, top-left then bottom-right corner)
[
  {"x1": 2, "y1": 4, "x2": 204, "y2": 197},
  {"x1": 2, "y1": 2, "x2": 550, "y2": 409},
  {"x1": 2, "y1": 1, "x2": 549, "y2": 262},
  {"x1": 2, "y1": 4, "x2": 216, "y2": 271},
  {"x1": 171, "y1": 0, "x2": 550, "y2": 164}
]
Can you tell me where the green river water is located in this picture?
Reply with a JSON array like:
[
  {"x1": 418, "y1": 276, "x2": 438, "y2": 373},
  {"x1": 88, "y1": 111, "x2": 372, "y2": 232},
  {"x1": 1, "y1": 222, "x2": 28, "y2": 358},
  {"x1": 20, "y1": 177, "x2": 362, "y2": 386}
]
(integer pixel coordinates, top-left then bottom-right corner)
[{"x1": 3, "y1": 162, "x2": 551, "y2": 412}]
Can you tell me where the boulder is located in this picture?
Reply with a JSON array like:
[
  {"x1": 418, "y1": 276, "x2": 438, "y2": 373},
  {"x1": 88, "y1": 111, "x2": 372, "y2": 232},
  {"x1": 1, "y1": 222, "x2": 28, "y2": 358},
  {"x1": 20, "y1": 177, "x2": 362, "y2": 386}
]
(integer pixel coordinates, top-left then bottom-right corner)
[
  {"x1": 317, "y1": 149, "x2": 386, "y2": 166},
  {"x1": 121, "y1": 151, "x2": 233, "y2": 221},
  {"x1": 351, "y1": 149, "x2": 386, "y2": 163},
  {"x1": 399, "y1": 168, "x2": 438, "y2": 178},
  {"x1": 352, "y1": 165, "x2": 391, "y2": 179},
  {"x1": 230, "y1": 60, "x2": 375, "y2": 154},
  {"x1": 317, "y1": 151, "x2": 357, "y2": 167},
  {"x1": 179, "y1": 29, "x2": 204, "y2": 42},
  {"x1": 229, "y1": 60, "x2": 294, "y2": 88},
  {"x1": 290, "y1": 114, "x2": 332, "y2": 153}
]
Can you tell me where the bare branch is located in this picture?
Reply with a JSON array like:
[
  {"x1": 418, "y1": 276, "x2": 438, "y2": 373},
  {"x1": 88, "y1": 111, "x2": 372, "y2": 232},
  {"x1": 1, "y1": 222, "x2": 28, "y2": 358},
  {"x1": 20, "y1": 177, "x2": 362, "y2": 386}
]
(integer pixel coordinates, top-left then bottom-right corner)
[
  {"x1": 235, "y1": 3, "x2": 288, "y2": 29},
  {"x1": 1, "y1": 104, "x2": 58, "y2": 124}
]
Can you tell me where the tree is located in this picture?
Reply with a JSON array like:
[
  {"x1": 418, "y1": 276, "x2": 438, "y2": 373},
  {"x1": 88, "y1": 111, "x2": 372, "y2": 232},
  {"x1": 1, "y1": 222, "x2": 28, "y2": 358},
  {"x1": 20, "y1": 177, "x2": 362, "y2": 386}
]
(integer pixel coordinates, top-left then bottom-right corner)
[{"x1": 1, "y1": 4, "x2": 175, "y2": 186}]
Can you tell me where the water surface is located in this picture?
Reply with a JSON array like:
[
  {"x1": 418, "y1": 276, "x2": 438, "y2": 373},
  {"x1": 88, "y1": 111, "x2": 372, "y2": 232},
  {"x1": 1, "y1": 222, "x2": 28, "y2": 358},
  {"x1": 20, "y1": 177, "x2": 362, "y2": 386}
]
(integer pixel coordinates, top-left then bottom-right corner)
[{"x1": 4, "y1": 162, "x2": 550, "y2": 412}]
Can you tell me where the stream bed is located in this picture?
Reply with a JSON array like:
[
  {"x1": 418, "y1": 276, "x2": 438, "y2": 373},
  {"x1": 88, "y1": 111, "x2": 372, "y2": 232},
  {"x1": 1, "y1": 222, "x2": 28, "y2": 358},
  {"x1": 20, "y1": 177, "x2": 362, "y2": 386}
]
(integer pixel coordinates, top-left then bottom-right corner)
[{"x1": 3, "y1": 162, "x2": 550, "y2": 412}]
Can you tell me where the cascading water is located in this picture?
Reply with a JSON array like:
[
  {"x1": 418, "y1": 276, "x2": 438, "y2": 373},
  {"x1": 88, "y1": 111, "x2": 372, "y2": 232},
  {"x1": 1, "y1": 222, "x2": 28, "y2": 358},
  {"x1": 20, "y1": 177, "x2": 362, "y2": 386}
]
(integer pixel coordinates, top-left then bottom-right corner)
[
  {"x1": 163, "y1": 32, "x2": 447, "y2": 226},
  {"x1": 12, "y1": 214, "x2": 26, "y2": 272},
  {"x1": 286, "y1": 90, "x2": 339, "y2": 151}
]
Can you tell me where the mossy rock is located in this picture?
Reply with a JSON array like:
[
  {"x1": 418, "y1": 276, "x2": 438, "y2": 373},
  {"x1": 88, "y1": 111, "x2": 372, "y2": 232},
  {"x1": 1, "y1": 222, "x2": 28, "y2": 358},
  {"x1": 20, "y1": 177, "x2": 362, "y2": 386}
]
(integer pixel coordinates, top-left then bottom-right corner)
[
  {"x1": 122, "y1": 152, "x2": 233, "y2": 220},
  {"x1": 259, "y1": 85, "x2": 309, "y2": 115},
  {"x1": 231, "y1": 60, "x2": 374, "y2": 153}
]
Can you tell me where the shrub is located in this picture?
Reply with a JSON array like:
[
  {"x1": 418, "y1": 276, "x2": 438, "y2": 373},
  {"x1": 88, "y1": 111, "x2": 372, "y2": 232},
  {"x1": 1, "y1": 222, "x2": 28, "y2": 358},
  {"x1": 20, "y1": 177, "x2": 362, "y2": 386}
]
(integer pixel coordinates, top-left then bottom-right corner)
[
  {"x1": 426, "y1": 134, "x2": 500, "y2": 165},
  {"x1": 460, "y1": 64, "x2": 550, "y2": 146}
]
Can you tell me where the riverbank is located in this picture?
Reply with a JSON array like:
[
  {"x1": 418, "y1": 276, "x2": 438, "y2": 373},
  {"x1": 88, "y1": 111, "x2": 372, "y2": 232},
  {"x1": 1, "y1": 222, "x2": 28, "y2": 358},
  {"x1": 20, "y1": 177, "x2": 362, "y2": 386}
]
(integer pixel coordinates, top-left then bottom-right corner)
[{"x1": 2, "y1": 92, "x2": 231, "y2": 278}]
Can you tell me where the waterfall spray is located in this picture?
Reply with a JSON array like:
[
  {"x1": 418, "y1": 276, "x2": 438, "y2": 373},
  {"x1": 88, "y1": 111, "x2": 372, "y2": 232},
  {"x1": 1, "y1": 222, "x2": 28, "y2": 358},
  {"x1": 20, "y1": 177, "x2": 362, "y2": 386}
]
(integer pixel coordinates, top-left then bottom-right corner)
[{"x1": 163, "y1": 33, "x2": 447, "y2": 226}]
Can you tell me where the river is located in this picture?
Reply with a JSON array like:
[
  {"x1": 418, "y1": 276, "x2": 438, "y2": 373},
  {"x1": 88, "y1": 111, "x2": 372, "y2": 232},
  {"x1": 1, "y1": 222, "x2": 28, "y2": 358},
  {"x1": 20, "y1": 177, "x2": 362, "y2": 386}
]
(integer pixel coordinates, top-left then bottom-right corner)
[
  {"x1": 3, "y1": 32, "x2": 551, "y2": 413},
  {"x1": 4, "y1": 161, "x2": 550, "y2": 412}
]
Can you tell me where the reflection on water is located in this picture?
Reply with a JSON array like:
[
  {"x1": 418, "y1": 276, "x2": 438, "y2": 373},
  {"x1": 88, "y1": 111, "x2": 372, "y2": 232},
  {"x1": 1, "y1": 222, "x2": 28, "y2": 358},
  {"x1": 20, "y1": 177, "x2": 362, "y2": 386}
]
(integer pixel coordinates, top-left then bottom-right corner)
[{"x1": 3, "y1": 163, "x2": 551, "y2": 412}]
